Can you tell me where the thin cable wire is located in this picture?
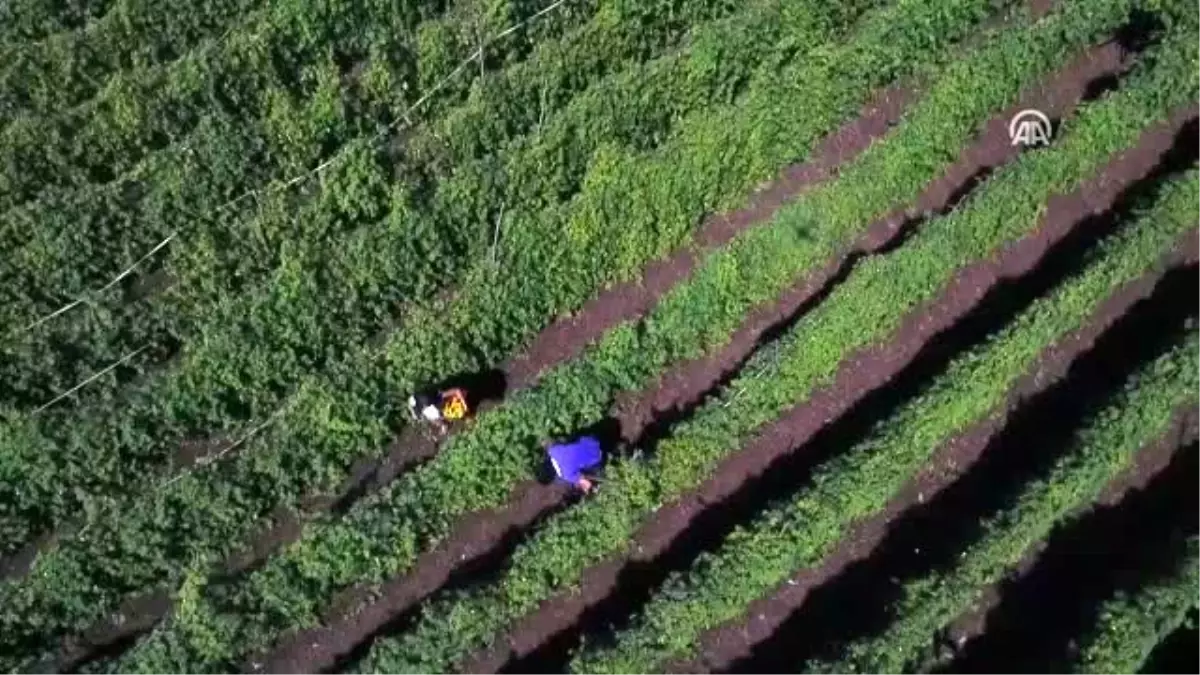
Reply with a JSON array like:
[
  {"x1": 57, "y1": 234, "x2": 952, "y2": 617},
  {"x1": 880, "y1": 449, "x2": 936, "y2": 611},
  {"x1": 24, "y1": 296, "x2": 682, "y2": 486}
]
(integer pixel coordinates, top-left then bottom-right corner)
[
  {"x1": 15, "y1": 0, "x2": 570, "y2": 334},
  {"x1": 32, "y1": 344, "x2": 150, "y2": 414},
  {"x1": 156, "y1": 402, "x2": 291, "y2": 490},
  {"x1": 14, "y1": 233, "x2": 177, "y2": 337},
  {"x1": 22, "y1": 0, "x2": 572, "y2": 418}
]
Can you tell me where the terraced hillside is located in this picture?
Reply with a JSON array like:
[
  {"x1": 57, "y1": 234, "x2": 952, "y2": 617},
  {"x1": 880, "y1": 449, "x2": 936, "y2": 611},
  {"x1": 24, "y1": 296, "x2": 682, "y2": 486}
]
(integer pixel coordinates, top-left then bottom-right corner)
[{"x1": 0, "y1": 0, "x2": 1196, "y2": 672}]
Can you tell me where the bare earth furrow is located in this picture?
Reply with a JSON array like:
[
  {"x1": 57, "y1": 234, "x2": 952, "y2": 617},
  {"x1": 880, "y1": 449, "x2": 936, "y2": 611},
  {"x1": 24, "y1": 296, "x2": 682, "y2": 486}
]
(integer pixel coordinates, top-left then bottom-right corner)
[
  {"x1": 726, "y1": 251, "x2": 1198, "y2": 673},
  {"x1": 669, "y1": 224, "x2": 1199, "y2": 673},
  {"x1": 941, "y1": 432, "x2": 1197, "y2": 672},
  {"x1": 247, "y1": 66, "x2": 916, "y2": 675},
  {"x1": 37, "y1": 56, "x2": 919, "y2": 675},
  {"x1": 340, "y1": 81, "x2": 917, "y2": 505},
  {"x1": 449, "y1": 40, "x2": 1147, "y2": 674}
]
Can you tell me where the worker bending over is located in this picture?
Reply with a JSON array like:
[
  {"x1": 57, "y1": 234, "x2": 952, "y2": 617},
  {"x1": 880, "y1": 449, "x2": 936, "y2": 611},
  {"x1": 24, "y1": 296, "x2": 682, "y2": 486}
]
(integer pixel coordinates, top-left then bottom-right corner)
[
  {"x1": 408, "y1": 387, "x2": 470, "y2": 435},
  {"x1": 544, "y1": 435, "x2": 604, "y2": 493}
]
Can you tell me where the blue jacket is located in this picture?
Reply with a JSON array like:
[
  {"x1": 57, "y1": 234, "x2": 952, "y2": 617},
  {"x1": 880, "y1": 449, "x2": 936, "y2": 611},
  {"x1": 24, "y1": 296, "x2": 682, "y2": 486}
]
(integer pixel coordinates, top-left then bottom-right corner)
[{"x1": 547, "y1": 436, "x2": 603, "y2": 484}]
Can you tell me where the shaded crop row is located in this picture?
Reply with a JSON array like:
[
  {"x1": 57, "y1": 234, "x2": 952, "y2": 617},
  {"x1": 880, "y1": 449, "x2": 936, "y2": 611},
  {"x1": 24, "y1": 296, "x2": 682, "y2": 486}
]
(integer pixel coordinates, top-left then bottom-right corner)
[
  {"x1": 0, "y1": 0, "x2": 1001, "y2": 669},
  {"x1": 567, "y1": 170, "x2": 1200, "y2": 673},
  {"x1": 1071, "y1": 537, "x2": 1199, "y2": 673},
  {"x1": 112, "y1": 2, "x2": 1182, "y2": 671},
  {"x1": 805, "y1": 332, "x2": 1199, "y2": 673},
  {"x1": 0, "y1": 0, "x2": 267, "y2": 121}
]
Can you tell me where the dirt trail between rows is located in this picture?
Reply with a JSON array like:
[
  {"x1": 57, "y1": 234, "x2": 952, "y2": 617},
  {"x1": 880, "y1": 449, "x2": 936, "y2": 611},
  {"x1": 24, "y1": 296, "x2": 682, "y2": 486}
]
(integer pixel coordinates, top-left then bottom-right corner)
[
  {"x1": 248, "y1": 70, "x2": 917, "y2": 675},
  {"x1": 943, "y1": 434, "x2": 1198, "y2": 672},
  {"x1": 449, "y1": 39, "x2": 1146, "y2": 674},
  {"x1": 937, "y1": 403, "x2": 1199, "y2": 658},
  {"x1": 337, "y1": 82, "x2": 917, "y2": 503},
  {"x1": 50, "y1": 39, "x2": 918, "y2": 675},
  {"x1": 663, "y1": 227, "x2": 1200, "y2": 672}
]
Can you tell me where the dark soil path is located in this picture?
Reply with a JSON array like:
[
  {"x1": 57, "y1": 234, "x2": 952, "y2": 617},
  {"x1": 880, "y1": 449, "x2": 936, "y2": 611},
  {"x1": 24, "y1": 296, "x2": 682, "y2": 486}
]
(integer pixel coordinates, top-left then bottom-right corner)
[
  {"x1": 725, "y1": 257, "x2": 1198, "y2": 673},
  {"x1": 49, "y1": 38, "x2": 920, "y2": 675},
  {"x1": 942, "y1": 441, "x2": 1198, "y2": 673},
  {"x1": 1141, "y1": 608, "x2": 1200, "y2": 674},
  {"x1": 649, "y1": 103, "x2": 1199, "y2": 671},
  {"x1": 450, "y1": 41, "x2": 1164, "y2": 675},
  {"x1": 248, "y1": 62, "x2": 917, "y2": 675}
]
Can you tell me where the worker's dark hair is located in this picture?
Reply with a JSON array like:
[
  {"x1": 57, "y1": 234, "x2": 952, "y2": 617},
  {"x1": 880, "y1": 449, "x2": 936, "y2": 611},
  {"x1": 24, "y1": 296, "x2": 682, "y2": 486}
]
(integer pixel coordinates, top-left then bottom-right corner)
[
  {"x1": 535, "y1": 456, "x2": 557, "y2": 485},
  {"x1": 411, "y1": 392, "x2": 436, "y2": 410},
  {"x1": 535, "y1": 438, "x2": 557, "y2": 485}
]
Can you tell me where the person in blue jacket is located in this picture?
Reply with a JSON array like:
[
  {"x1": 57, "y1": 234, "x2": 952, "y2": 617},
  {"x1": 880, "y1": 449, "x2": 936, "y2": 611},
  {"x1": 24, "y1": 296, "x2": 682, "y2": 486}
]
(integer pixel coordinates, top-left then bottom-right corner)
[{"x1": 544, "y1": 435, "x2": 604, "y2": 493}]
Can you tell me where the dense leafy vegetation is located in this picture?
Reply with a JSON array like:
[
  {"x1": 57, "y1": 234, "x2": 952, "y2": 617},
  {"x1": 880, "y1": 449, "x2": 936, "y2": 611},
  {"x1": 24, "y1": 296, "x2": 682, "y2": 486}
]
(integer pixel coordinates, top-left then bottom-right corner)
[
  {"x1": 363, "y1": 27, "x2": 1198, "y2": 671},
  {"x1": 567, "y1": 171, "x2": 1200, "y2": 673},
  {"x1": 2, "y1": 0, "x2": 975, "y2": 668},
  {"x1": 96, "y1": 0, "x2": 1041, "y2": 667},
  {"x1": 805, "y1": 332, "x2": 1199, "y2": 673},
  {"x1": 0, "y1": 0, "x2": 116, "y2": 43},
  {"x1": 0, "y1": 0, "x2": 1194, "y2": 671},
  {"x1": 0, "y1": 0, "x2": 592, "y2": 332},
  {"x1": 1071, "y1": 537, "x2": 1199, "y2": 673},
  {"x1": 0, "y1": 0, "x2": 432, "y2": 210},
  {"x1": 121, "y1": 2, "x2": 1196, "y2": 671},
  {"x1": 0, "y1": 0, "x2": 267, "y2": 120},
  {"x1": 0, "y1": 0, "x2": 768, "y2": 552}
]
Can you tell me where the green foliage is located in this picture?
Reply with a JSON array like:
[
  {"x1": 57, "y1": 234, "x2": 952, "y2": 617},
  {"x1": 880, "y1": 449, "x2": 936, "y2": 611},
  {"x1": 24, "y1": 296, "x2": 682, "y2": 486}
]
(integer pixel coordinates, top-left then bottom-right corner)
[
  {"x1": 0, "y1": 0, "x2": 434, "y2": 211},
  {"x1": 0, "y1": 0, "x2": 923, "y2": 669},
  {"x1": 1071, "y1": 537, "x2": 1200, "y2": 673},
  {"x1": 0, "y1": 0, "x2": 116, "y2": 44},
  {"x1": 569, "y1": 173, "x2": 1200, "y2": 673},
  {"x1": 374, "y1": 26, "x2": 1199, "y2": 670},
  {"x1": 1, "y1": 0, "x2": 1193, "y2": 672},
  {"x1": 0, "y1": 0, "x2": 270, "y2": 122},
  {"x1": 806, "y1": 332, "x2": 1199, "y2": 673},
  {"x1": 0, "y1": 0, "x2": 747, "y2": 548},
  {"x1": 0, "y1": 0, "x2": 752, "y2": 410},
  {"x1": 114, "y1": 0, "x2": 1142, "y2": 667}
]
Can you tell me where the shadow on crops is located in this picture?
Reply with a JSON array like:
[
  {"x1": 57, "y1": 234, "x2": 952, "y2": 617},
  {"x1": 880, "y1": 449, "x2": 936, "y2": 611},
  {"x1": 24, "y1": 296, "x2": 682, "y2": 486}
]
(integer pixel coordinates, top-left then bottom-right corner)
[
  {"x1": 437, "y1": 367, "x2": 510, "y2": 410},
  {"x1": 323, "y1": 492, "x2": 580, "y2": 674},
  {"x1": 1141, "y1": 607, "x2": 1200, "y2": 674},
  {"x1": 332, "y1": 367, "x2": 510, "y2": 514},
  {"x1": 1076, "y1": 6, "x2": 1165, "y2": 103},
  {"x1": 733, "y1": 262, "x2": 1199, "y2": 673},
  {"x1": 724, "y1": 105, "x2": 1200, "y2": 667},
  {"x1": 489, "y1": 123, "x2": 1104, "y2": 672},
  {"x1": 943, "y1": 443, "x2": 1197, "y2": 673}
]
